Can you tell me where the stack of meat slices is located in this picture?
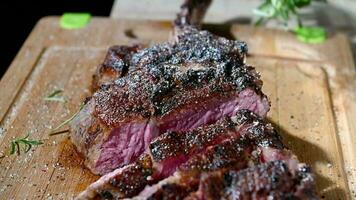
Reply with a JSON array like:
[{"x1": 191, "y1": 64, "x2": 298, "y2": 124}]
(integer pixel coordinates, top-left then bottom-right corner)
[{"x1": 70, "y1": 0, "x2": 319, "y2": 199}]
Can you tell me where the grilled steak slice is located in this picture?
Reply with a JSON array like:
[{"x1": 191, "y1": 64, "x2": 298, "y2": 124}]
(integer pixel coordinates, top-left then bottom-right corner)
[
  {"x1": 137, "y1": 138, "x2": 251, "y2": 199},
  {"x1": 75, "y1": 154, "x2": 154, "y2": 200},
  {"x1": 70, "y1": 31, "x2": 269, "y2": 175},
  {"x1": 75, "y1": 110, "x2": 285, "y2": 200},
  {"x1": 70, "y1": 0, "x2": 270, "y2": 175},
  {"x1": 73, "y1": 1, "x2": 318, "y2": 199},
  {"x1": 93, "y1": 45, "x2": 141, "y2": 91},
  {"x1": 135, "y1": 142, "x2": 295, "y2": 200},
  {"x1": 150, "y1": 109, "x2": 283, "y2": 179},
  {"x1": 76, "y1": 138, "x2": 248, "y2": 200},
  {"x1": 193, "y1": 160, "x2": 318, "y2": 200}
]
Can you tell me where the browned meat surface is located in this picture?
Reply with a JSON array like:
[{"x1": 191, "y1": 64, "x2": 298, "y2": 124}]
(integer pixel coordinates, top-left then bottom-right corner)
[
  {"x1": 92, "y1": 45, "x2": 141, "y2": 91},
  {"x1": 175, "y1": 0, "x2": 212, "y2": 28},
  {"x1": 193, "y1": 160, "x2": 318, "y2": 200},
  {"x1": 72, "y1": 0, "x2": 319, "y2": 199},
  {"x1": 137, "y1": 138, "x2": 251, "y2": 200},
  {"x1": 70, "y1": 1, "x2": 269, "y2": 175},
  {"x1": 75, "y1": 110, "x2": 293, "y2": 200}
]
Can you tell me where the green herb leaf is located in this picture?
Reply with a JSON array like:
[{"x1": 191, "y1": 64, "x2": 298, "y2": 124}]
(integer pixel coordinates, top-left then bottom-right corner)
[
  {"x1": 24, "y1": 144, "x2": 32, "y2": 153},
  {"x1": 253, "y1": 2, "x2": 275, "y2": 18},
  {"x1": 24, "y1": 140, "x2": 44, "y2": 145},
  {"x1": 294, "y1": 26, "x2": 326, "y2": 43},
  {"x1": 254, "y1": 0, "x2": 326, "y2": 28},
  {"x1": 254, "y1": 17, "x2": 265, "y2": 26},
  {"x1": 60, "y1": 13, "x2": 91, "y2": 30},
  {"x1": 9, "y1": 134, "x2": 43, "y2": 155},
  {"x1": 294, "y1": 0, "x2": 311, "y2": 8},
  {"x1": 50, "y1": 103, "x2": 84, "y2": 135},
  {"x1": 271, "y1": 0, "x2": 283, "y2": 9},
  {"x1": 15, "y1": 142, "x2": 20, "y2": 156},
  {"x1": 10, "y1": 141, "x2": 16, "y2": 155},
  {"x1": 46, "y1": 90, "x2": 63, "y2": 98},
  {"x1": 44, "y1": 89, "x2": 66, "y2": 103}
]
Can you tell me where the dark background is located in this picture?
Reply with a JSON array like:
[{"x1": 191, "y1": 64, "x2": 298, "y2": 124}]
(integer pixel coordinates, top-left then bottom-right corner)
[{"x1": 0, "y1": 0, "x2": 114, "y2": 78}]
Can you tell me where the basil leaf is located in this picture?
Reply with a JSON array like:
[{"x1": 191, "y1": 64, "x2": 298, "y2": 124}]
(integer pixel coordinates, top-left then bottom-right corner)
[{"x1": 294, "y1": 26, "x2": 326, "y2": 43}]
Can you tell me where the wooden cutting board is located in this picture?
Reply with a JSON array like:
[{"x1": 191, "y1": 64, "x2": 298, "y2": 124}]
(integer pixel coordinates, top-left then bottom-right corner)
[{"x1": 0, "y1": 17, "x2": 355, "y2": 199}]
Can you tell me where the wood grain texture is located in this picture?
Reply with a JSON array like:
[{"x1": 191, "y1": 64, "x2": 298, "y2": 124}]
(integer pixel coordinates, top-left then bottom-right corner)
[{"x1": 0, "y1": 17, "x2": 355, "y2": 199}]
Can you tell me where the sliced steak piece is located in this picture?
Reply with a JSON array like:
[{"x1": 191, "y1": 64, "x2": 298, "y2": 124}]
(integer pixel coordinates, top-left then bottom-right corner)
[
  {"x1": 71, "y1": 51, "x2": 269, "y2": 175},
  {"x1": 137, "y1": 138, "x2": 251, "y2": 200},
  {"x1": 70, "y1": 0, "x2": 269, "y2": 175},
  {"x1": 75, "y1": 110, "x2": 285, "y2": 200},
  {"x1": 150, "y1": 109, "x2": 284, "y2": 179},
  {"x1": 134, "y1": 141, "x2": 295, "y2": 200},
  {"x1": 92, "y1": 45, "x2": 141, "y2": 91},
  {"x1": 75, "y1": 154, "x2": 153, "y2": 200},
  {"x1": 192, "y1": 160, "x2": 318, "y2": 200}
]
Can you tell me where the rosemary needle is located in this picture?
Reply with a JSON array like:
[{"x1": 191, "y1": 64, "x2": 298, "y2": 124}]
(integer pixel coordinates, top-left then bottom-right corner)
[
  {"x1": 50, "y1": 103, "x2": 84, "y2": 134},
  {"x1": 44, "y1": 89, "x2": 66, "y2": 103}
]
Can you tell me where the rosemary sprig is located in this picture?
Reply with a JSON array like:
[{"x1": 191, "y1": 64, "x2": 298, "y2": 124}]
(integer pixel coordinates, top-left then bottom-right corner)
[
  {"x1": 44, "y1": 89, "x2": 66, "y2": 103},
  {"x1": 254, "y1": 0, "x2": 327, "y2": 27},
  {"x1": 9, "y1": 134, "x2": 43, "y2": 155},
  {"x1": 49, "y1": 103, "x2": 84, "y2": 135}
]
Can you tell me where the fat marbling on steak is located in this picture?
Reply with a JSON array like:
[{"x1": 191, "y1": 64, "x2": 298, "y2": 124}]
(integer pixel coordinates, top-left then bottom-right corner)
[{"x1": 69, "y1": 0, "x2": 270, "y2": 175}]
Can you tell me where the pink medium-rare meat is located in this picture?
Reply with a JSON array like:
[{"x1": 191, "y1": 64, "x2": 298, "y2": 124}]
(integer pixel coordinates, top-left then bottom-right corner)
[
  {"x1": 150, "y1": 109, "x2": 284, "y2": 179},
  {"x1": 70, "y1": 72, "x2": 269, "y2": 175},
  {"x1": 72, "y1": 0, "x2": 319, "y2": 199},
  {"x1": 136, "y1": 138, "x2": 252, "y2": 200},
  {"x1": 70, "y1": 26, "x2": 270, "y2": 175},
  {"x1": 133, "y1": 143, "x2": 313, "y2": 200},
  {"x1": 136, "y1": 124, "x2": 317, "y2": 199},
  {"x1": 70, "y1": 0, "x2": 270, "y2": 175},
  {"x1": 70, "y1": 99, "x2": 159, "y2": 175},
  {"x1": 133, "y1": 141, "x2": 298, "y2": 200},
  {"x1": 75, "y1": 110, "x2": 287, "y2": 200},
  {"x1": 77, "y1": 137, "x2": 250, "y2": 200}
]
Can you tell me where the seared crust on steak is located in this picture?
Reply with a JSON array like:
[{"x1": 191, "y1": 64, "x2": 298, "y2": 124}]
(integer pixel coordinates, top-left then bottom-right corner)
[
  {"x1": 138, "y1": 138, "x2": 251, "y2": 200},
  {"x1": 70, "y1": 31, "x2": 268, "y2": 175},
  {"x1": 93, "y1": 24, "x2": 253, "y2": 126},
  {"x1": 150, "y1": 110, "x2": 283, "y2": 163},
  {"x1": 94, "y1": 61, "x2": 261, "y2": 127},
  {"x1": 73, "y1": 0, "x2": 319, "y2": 199},
  {"x1": 195, "y1": 160, "x2": 318, "y2": 200},
  {"x1": 93, "y1": 45, "x2": 141, "y2": 91},
  {"x1": 75, "y1": 110, "x2": 288, "y2": 200},
  {"x1": 70, "y1": 0, "x2": 271, "y2": 176}
]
